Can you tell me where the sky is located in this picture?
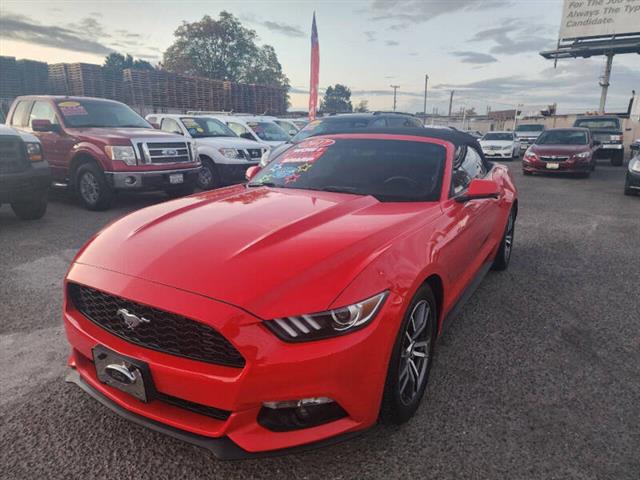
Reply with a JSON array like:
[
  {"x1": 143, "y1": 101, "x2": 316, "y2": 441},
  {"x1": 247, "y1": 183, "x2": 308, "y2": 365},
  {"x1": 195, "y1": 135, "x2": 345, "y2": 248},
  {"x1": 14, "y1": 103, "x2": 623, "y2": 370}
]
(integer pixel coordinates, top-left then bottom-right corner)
[{"x1": 1, "y1": 0, "x2": 638, "y2": 114}]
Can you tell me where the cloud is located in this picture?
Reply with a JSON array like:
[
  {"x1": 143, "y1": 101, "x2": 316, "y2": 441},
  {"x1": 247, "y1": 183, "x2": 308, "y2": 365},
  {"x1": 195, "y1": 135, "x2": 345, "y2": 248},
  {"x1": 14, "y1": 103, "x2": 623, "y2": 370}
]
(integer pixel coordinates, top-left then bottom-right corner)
[
  {"x1": 452, "y1": 51, "x2": 498, "y2": 64},
  {"x1": 67, "y1": 17, "x2": 111, "y2": 39},
  {"x1": 386, "y1": 40, "x2": 399, "y2": 46},
  {"x1": 364, "y1": 31, "x2": 376, "y2": 42},
  {"x1": 408, "y1": 52, "x2": 419, "y2": 56},
  {"x1": 0, "y1": 14, "x2": 114, "y2": 55},
  {"x1": 369, "y1": 0, "x2": 510, "y2": 26},
  {"x1": 468, "y1": 21, "x2": 555, "y2": 55},
  {"x1": 241, "y1": 14, "x2": 305, "y2": 37}
]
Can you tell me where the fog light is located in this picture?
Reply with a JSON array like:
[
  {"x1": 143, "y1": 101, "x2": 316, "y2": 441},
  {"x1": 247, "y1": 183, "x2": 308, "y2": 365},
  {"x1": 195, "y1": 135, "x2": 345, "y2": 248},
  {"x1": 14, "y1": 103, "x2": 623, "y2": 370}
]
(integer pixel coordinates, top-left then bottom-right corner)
[
  {"x1": 125, "y1": 176, "x2": 136, "y2": 185},
  {"x1": 258, "y1": 397, "x2": 347, "y2": 432}
]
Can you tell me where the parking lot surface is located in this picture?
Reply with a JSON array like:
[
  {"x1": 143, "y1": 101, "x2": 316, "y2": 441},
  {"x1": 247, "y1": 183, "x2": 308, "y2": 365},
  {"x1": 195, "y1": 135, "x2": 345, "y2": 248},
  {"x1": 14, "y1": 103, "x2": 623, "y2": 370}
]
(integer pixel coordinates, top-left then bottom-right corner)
[{"x1": 1, "y1": 163, "x2": 638, "y2": 480}]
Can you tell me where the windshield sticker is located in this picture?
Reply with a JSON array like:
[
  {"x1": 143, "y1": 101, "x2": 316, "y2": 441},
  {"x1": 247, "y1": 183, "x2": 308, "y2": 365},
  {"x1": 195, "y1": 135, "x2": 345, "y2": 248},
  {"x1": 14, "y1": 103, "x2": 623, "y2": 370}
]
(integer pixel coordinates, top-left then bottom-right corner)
[
  {"x1": 280, "y1": 138, "x2": 334, "y2": 164},
  {"x1": 58, "y1": 102, "x2": 87, "y2": 116},
  {"x1": 182, "y1": 118, "x2": 199, "y2": 128}
]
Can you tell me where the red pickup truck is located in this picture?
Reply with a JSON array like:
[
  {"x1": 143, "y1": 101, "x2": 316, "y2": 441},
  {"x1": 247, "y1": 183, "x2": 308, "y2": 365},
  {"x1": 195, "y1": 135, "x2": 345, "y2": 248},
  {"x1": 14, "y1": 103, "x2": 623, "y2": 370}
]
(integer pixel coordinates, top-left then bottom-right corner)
[{"x1": 6, "y1": 96, "x2": 201, "y2": 210}]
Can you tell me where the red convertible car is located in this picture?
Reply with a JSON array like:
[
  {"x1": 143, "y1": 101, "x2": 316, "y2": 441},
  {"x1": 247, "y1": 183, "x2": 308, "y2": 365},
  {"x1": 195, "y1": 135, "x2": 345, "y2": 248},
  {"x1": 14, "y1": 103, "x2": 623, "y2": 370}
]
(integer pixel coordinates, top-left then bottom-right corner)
[{"x1": 64, "y1": 128, "x2": 517, "y2": 458}]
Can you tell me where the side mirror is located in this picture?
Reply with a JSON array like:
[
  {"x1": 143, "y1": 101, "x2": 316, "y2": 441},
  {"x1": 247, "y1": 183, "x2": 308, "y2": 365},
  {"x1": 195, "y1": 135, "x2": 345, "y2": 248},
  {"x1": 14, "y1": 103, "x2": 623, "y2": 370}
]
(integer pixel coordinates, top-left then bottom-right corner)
[
  {"x1": 150, "y1": 122, "x2": 161, "y2": 130},
  {"x1": 32, "y1": 119, "x2": 58, "y2": 132},
  {"x1": 240, "y1": 132, "x2": 255, "y2": 141},
  {"x1": 456, "y1": 178, "x2": 500, "y2": 203},
  {"x1": 245, "y1": 165, "x2": 261, "y2": 181}
]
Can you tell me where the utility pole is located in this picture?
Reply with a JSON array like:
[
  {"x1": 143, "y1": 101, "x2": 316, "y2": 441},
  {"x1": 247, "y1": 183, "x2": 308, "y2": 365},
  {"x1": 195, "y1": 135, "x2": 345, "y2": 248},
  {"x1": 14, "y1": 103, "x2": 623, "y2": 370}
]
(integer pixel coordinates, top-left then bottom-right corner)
[
  {"x1": 390, "y1": 85, "x2": 400, "y2": 111},
  {"x1": 599, "y1": 53, "x2": 613, "y2": 114},
  {"x1": 423, "y1": 75, "x2": 429, "y2": 125},
  {"x1": 448, "y1": 90, "x2": 455, "y2": 117}
]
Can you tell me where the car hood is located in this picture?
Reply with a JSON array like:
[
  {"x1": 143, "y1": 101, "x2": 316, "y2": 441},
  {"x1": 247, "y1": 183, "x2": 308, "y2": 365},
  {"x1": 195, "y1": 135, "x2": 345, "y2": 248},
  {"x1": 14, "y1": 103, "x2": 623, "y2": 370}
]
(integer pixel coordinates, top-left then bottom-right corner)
[
  {"x1": 0, "y1": 124, "x2": 39, "y2": 143},
  {"x1": 480, "y1": 140, "x2": 513, "y2": 148},
  {"x1": 74, "y1": 185, "x2": 439, "y2": 319},
  {"x1": 67, "y1": 127, "x2": 185, "y2": 142},
  {"x1": 530, "y1": 144, "x2": 589, "y2": 155},
  {"x1": 194, "y1": 136, "x2": 268, "y2": 149}
]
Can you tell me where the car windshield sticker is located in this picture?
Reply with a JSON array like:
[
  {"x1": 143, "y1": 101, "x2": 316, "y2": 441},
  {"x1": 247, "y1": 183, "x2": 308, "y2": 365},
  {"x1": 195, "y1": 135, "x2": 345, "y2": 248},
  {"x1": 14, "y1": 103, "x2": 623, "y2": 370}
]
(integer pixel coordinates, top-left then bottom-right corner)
[
  {"x1": 57, "y1": 101, "x2": 87, "y2": 116},
  {"x1": 182, "y1": 118, "x2": 204, "y2": 133},
  {"x1": 247, "y1": 122, "x2": 264, "y2": 133},
  {"x1": 280, "y1": 138, "x2": 334, "y2": 164}
]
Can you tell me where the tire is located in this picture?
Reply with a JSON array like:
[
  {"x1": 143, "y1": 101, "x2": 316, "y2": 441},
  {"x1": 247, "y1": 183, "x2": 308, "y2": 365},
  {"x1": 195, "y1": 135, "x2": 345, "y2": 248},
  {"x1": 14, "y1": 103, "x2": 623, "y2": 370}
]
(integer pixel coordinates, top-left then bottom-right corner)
[
  {"x1": 611, "y1": 151, "x2": 623, "y2": 167},
  {"x1": 165, "y1": 184, "x2": 195, "y2": 198},
  {"x1": 196, "y1": 158, "x2": 221, "y2": 190},
  {"x1": 379, "y1": 285, "x2": 437, "y2": 424},
  {"x1": 523, "y1": 170, "x2": 532, "y2": 176},
  {"x1": 11, "y1": 190, "x2": 48, "y2": 220},
  {"x1": 492, "y1": 208, "x2": 516, "y2": 271},
  {"x1": 624, "y1": 177, "x2": 635, "y2": 196},
  {"x1": 74, "y1": 163, "x2": 113, "y2": 211}
]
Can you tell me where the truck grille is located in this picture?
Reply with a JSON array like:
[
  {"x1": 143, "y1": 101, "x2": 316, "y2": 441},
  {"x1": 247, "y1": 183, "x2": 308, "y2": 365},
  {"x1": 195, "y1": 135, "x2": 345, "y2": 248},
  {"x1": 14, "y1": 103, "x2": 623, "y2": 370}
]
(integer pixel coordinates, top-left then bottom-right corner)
[
  {"x1": 68, "y1": 283, "x2": 245, "y2": 368},
  {"x1": 0, "y1": 136, "x2": 27, "y2": 174},
  {"x1": 137, "y1": 141, "x2": 192, "y2": 164}
]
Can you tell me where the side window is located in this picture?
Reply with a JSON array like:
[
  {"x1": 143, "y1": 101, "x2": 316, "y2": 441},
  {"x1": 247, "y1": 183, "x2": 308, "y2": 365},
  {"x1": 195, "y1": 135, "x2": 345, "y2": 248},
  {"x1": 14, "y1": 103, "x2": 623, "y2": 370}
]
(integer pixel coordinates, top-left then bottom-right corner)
[
  {"x1": 161, "y1": 118, "x2": 182, "y2": 135},
  {"x1": 146, "y1": 116, "x2": 157, "y2": 124},
  {"x1": 227, "y1": 122, "x2": 250, "y2": 137},
  {"x1": 387, "y1": 117, "x2": 417, "y2": 127},
  {"x1": 452, "y1": 147, "x2": 486, "y2": 196},
  {"x1": 30, "y1": 101, "x2": 58, "y2": 126},
  {"x1": 370, "y1": 118, "x2": 386, "y2": 128},
  {"x1": 10, "y1": 101, "x2": 32, "y2": 127}
]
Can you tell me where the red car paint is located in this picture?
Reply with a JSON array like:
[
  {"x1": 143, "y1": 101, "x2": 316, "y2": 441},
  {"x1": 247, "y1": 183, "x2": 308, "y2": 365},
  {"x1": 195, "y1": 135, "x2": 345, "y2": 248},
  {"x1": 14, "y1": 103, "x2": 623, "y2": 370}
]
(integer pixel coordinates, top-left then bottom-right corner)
[
  {"x1": 522, "y1": 127, "x2": 597, "y2": 174},
  {"x1": 63, "y1": 133, "x2": 517, "y2": 455}
]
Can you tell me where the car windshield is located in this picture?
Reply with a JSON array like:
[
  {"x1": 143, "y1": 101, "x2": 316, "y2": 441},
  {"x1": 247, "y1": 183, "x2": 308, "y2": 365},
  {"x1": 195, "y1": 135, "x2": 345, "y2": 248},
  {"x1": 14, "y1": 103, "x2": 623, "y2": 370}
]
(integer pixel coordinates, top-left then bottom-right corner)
[
  {"x1": 246, "y1": 121, "x2": 290, "y2": 141},
  {"x1": 536, "y1": 130, "x2": 588, "y2": 145},
  {"x1": 515, "y1": 124, "x2": 544, "y2": 132},
  {"x1": 180, "y1": 117, "x2": 236, "y2": 138},
  {"x1": 574, "y1": 118, "x2": 620, "y2": 129},
  {"x1": 482, "y1": 133, "x2": 513, "y2": 141},
  {"x1": 57, "y1": 100, "x2": 150, "y2": 128},
  {"x1": 249, "y1": 137, "x2": 446, "y2": 202}
]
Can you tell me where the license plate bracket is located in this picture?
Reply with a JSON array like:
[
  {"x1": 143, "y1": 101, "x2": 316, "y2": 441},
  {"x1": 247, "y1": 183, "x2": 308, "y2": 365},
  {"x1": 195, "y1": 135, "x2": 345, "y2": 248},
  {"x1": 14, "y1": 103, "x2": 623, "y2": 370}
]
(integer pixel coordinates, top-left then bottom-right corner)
[
  {"x1": 546, "y1": 162, "x2": 560, "y2": 169},
  {"x1": 169, "y1": 173, "x2": 184, "y2": 184},
  {"x1": 93, "y1": 345, "x2": 155, "y2": 403}
]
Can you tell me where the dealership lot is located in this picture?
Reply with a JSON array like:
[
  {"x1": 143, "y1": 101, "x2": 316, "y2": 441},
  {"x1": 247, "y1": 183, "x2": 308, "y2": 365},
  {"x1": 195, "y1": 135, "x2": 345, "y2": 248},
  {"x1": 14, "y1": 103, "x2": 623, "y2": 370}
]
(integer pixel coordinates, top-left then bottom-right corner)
[{"x1": 0, "y1": 164, "x2": 638, "y2": 479}]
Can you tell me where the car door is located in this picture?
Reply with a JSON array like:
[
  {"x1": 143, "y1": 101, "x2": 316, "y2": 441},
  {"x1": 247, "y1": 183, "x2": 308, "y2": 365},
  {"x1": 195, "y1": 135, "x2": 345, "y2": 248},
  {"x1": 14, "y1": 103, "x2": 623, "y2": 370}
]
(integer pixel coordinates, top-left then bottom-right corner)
[{"x1": 28, "y1": 100, "x2": 71, "y2": 179}]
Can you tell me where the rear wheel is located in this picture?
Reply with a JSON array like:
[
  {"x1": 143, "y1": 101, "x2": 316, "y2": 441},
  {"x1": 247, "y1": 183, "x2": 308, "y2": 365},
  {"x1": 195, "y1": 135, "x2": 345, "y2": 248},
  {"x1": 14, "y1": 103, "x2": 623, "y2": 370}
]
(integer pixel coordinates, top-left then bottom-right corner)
[
  {"x1": 492, "y1": 208, "x2": 516, "y2": 271},
  {"x1": 196, "y1": 158, "x2": 221, "y2": 190},
  {"x1": 380, "y1": 285, "x2": 437, "y2": 424},
  {"x1": 523, "y1": 170, "x2": 532, "y2": 176},
  {"x1": 11, "y1": 190, "x2": 48, "y2": 220},
  {"x1": 75, "y1": 163, "x2": 113, "y2": 211}
]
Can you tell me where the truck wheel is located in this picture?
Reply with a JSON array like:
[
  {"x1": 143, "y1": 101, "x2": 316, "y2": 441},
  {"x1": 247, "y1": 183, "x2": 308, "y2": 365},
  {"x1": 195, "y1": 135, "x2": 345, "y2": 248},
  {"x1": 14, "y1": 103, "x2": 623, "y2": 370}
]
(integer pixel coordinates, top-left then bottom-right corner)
[
  {"x1": 165, "y1": 184, "x2": 195, "y2": 198},
  {"x1": 611, "y1": 151, "x2": 623, "y2": 166},
  {"x1": 196, "y1": 158, "x2": 221, "y2": 190},
  {"x1": 11, "y1": 191, "x2": 48, "y2": 220},
  {"x1": 75, "y1": 163, "x2": 113, "y2": 211}
]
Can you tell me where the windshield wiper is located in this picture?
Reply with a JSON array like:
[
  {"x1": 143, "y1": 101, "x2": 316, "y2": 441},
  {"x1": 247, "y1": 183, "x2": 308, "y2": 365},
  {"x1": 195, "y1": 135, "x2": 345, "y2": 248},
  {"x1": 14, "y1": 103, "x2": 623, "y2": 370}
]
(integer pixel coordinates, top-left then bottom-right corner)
[
  {"x1": 311, "y1": 185, "x2": 365, "y2": 195},
  {"x1": 247, "y1": 181, "x2": 277, "y2": 188}
]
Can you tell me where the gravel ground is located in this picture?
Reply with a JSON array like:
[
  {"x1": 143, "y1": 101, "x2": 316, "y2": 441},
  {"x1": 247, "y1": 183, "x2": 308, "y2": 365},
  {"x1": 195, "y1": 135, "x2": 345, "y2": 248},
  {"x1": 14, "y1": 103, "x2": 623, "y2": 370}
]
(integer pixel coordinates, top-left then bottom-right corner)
[{"x1": 1, "y1": 163, "x2": 638, "y2": 480}]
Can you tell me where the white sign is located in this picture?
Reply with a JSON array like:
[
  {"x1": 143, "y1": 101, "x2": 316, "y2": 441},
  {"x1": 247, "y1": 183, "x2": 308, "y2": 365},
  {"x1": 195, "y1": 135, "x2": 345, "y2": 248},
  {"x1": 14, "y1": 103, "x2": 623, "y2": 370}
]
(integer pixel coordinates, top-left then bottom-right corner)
[{"x1": 559, "y1": 0, "x2": 640, "y2": 40}]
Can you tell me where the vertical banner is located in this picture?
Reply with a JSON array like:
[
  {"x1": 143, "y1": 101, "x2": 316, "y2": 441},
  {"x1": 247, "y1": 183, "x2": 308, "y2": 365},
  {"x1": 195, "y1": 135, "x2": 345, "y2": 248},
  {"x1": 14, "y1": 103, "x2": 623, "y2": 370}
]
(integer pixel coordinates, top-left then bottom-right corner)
[{"x1": 308, "y1": 12, "x2": 320, "y2": 121}]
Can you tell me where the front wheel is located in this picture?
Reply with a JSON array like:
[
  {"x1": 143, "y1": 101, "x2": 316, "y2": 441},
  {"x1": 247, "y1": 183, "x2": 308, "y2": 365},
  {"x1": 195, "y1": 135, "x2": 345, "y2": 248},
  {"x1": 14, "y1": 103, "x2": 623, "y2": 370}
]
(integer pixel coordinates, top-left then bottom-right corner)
[
  {"x1": 75, "y1": 163, "x2": 113, "y2": 211},
  {"x1": 379, "y1": 285, "x2": 437, "y2": 424},
  {"x1": 196, "y1": 158, "x2": 221, "y2": 190},
  {"x1": 11, "y1": 191, "x2": 48, "y2": 220},
  {"x1": 492, "y1": 208, "x2": 516, "y2": 271}
]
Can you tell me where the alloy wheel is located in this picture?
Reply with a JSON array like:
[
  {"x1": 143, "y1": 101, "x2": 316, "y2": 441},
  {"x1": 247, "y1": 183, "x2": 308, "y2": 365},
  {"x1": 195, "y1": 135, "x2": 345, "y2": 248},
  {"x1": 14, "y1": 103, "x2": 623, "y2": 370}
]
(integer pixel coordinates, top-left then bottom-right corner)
[
  {"x1": 198, "y1": 164, "x2": 213, "y2": 188},
  {"x1": 398, "y1": 299, "x2": 433, "y2": 406},
  {"x1": 80, "y1": 172, "x2": 100, "y2": 205}
]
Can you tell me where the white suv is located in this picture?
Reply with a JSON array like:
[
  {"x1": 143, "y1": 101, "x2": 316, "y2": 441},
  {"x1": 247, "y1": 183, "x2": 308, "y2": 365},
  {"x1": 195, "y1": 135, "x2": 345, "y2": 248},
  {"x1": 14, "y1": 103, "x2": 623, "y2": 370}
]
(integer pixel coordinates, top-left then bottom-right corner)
[
  {"x1": 212, "y1": 115, "x2": 290, "y2": 147},
  {"x1": 147, "y1": 114, "x2": 269, "y2": 190}
]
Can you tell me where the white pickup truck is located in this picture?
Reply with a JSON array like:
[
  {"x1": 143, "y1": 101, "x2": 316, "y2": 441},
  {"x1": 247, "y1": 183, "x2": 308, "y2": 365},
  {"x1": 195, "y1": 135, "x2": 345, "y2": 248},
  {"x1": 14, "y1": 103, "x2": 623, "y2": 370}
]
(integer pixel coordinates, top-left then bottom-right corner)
[{"x1": 147, "y1": 114, "x2": 269, "y2": 190}]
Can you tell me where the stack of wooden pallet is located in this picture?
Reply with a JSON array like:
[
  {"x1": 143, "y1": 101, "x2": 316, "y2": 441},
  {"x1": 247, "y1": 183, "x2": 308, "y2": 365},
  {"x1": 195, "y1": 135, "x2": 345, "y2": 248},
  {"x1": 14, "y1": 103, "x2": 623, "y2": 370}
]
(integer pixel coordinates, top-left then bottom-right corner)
[
  {"x1": 0, "y1": 56, "x2": 22, "y2": 99},
  {"x1": 17, "y1": 59, "x2": 48, "y2": 95},
  {"x1": 123, "y1": 68, "x2": 152, "y2": 106}
]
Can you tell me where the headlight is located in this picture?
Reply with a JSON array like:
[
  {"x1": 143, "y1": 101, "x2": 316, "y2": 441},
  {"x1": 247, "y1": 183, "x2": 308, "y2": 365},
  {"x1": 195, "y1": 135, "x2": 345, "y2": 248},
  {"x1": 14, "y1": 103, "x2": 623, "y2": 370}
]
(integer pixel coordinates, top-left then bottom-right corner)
[
  {"x1": 265, "y1": 291, "x2": 388, "y2": 342},
  {"x1": 574, "y1": 151, "x2": 591, "y2": 159},
  {"x1": 25, "y1": 142, "x2": 43, "y2": 162},
  {"x1": 630, "y1": 159, "x2": 640, "y2": 173},
  {"x1": 259, "y1": 149, "x2": 271, "y2": 167},
  {"x1": 219, "y1": 148, "x2": 243, "y2": 159},
  {"x1": 524, "y1": 150, "x2": 538, "y2": 161},
  {"x1": 105, "y1": 145, "x2": 137, "y2": 166}
]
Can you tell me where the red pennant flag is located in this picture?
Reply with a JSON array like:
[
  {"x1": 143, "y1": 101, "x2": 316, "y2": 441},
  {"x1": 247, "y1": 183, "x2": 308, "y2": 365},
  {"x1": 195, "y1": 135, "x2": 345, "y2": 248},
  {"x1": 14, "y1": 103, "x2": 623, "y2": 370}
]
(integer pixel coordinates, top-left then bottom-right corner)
[{"x1": 308, "y1": 12, "x2": 319, "y2": 121}]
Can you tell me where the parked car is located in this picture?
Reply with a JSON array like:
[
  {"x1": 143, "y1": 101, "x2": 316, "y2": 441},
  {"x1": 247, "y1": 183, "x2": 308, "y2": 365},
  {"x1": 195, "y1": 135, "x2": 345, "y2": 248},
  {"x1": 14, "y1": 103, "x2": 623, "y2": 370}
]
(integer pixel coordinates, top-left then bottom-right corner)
[
  {"x1": 463, "y1": 130, "x2": 483, "y2": 139},
  {"x1": 273, "y1": 118, "x2": 301, "y2": 137},
  {"x1": 259, "y1": 112, "x2": 424, "y2": 166},
  {"x1": 213, "y1": 115, "x2": 290, "y2": 147},
  {"x1": 63, "y1": 127, "x2": 517, "y2": 458},
  {"x1": 625, "y1": 138, "x2": 640, "y2": 195},
  {"x1": 6, "y1": 96, "x2": 200, "y2": 210},
  {"x1": 572, "y1": 116, "x2": 624, "y2": 166},
  {"x1": 514, "y1": 123, "x2": 545, "y2": 150},
  {"x1": 0, "y1": 124, "x2": 51, "y2": 220},
  {"x1": 479, "y1": 131, "x2": 520, "y2": 160},
  {"x1": 291, "y1": 119, "x2": 308, "y2": 130},
  {"x1": 146, "y1": 114, "x2": 268, "y2": 190},
  {"x1": 522, "y1": 128, "x2": 597, "y2": 177}
]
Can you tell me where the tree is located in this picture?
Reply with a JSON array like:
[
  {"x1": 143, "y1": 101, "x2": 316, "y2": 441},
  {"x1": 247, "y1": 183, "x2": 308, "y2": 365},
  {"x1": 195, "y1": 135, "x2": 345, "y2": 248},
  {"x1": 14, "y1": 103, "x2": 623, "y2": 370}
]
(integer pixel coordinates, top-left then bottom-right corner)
[
  {"x1": 162, "y1": 12, "x2": 289, "y2": 92},
  {"x1": 320, "y1": 84, "x2": 353, "y2": 113},
  {"x1": 103, "y1": 53, "x2": 154, "y2": 74},
  {"x1": 354, "y1": 99, "x2": 369, "y2": 112}
]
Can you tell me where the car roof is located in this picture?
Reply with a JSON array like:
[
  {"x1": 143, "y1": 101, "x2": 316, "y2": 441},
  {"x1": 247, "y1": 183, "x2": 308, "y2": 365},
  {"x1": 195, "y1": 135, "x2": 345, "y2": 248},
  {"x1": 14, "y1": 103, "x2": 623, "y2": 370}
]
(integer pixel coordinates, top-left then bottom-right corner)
[
  {"x1": 314, "y1": 127, "x2": 482, "y2": 149},
  {"x1": 15, "y1": 95, "x2": 122, "y2": 105},
  {"x1": 543, "y1": 127, "x2": 589, "y2": 132}
]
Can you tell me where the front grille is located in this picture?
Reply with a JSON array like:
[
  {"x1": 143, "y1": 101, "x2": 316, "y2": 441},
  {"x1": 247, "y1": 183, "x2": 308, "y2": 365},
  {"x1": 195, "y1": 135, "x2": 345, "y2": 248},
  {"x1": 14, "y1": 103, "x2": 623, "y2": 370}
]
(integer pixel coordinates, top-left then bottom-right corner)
[
  {"x1": 540, "y1": 156, "x2": 569, "y2": 162},
  {"x1": 138, "y1": 141, "x2": 191, "y2": 164},
  {"x1": 245, "y1": 148, "x2": 263, "y2": 160},
  {"x1": 0, "y1": 136, "x2": 28, "y2": 174},
  {"x1": 68, "y1": 283, "x2": 245, "y2": 368}
]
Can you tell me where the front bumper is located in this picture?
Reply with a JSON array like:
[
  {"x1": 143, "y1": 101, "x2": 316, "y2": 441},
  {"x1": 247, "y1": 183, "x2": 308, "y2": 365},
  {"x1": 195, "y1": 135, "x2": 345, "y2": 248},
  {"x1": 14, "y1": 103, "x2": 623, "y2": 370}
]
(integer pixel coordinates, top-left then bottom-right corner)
[
  {"x1": 63, "y1": 263, "x2": 400, "y2": 457},
  {"x1": 626, "y1": 170, "x2": 640, "y2": 190},
  {"x1": 106, "y1": 167, "x2": 200, "y2": 190},
  {"x1": 0, "y1": 161, "x2": 51, "y2": 203},
  {"x1": 483, "y1": 150, "x2": 514, "y2": 159},
  {"x1": 522, "y1": 157, "x2": 591, "y2": 174}
]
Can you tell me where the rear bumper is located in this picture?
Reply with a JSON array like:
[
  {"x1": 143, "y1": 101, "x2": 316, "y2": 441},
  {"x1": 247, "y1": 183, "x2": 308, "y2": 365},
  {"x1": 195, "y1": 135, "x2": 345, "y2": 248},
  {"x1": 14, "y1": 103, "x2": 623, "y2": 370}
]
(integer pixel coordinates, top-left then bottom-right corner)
[
  {"x1": 595, "y1": 145, "x2": 623, "y2": 158},
  {"x1": 63, "y1": 263, "x2": 400, "y2": 455},
  {"x1": 106, "y1": 167, "x2": 200, "y2": 190},
  {"x1": 0, "y1": 161, "x2": 51, "y2": 203}
]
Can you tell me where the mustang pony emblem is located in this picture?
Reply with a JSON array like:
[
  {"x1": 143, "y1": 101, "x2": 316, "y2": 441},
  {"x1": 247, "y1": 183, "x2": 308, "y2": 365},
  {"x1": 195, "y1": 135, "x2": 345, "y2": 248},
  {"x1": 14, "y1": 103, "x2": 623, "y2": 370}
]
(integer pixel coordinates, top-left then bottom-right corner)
[{"x1": 116, "y1": 308, "x2": 150, "y2": 329}]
